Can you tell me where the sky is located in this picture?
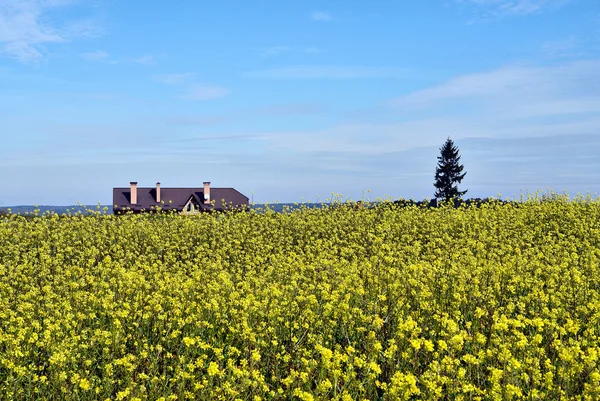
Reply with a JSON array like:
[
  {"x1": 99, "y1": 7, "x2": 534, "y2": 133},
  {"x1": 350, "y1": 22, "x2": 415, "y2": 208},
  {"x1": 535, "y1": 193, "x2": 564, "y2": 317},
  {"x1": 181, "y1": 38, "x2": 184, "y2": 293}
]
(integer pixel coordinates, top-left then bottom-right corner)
[{"x1": 1, "y1": 0, "x2": 600, "y2": 205}]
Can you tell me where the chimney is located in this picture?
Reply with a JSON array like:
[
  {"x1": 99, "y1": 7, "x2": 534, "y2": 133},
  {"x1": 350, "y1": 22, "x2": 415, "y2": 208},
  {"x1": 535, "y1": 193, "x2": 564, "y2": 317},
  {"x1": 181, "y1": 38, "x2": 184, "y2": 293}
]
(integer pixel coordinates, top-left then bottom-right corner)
[
  {"x1": 156, "y1": 182, "x2": 161, "y2": 203},
  {"x1": 203, "y1": 181, "x2": 211, "y2": 204},
  {"x1": 130, "y1": 182, "x2": 138, "y2": 205}
]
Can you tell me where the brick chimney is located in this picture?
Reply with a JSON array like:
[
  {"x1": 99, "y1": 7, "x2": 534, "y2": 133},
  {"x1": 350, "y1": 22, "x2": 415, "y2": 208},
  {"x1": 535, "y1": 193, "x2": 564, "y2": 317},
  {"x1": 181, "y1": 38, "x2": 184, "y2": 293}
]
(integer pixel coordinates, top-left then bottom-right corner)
[
  {"x1": 130, "y1": 182, "x2": 138, "y2": 205},
  {"x1": 156, "y1": 182, "x2": 161, "y2": 203},
  {"x1": 203, "y1": 181, "x2": 211, "y2": 204}
]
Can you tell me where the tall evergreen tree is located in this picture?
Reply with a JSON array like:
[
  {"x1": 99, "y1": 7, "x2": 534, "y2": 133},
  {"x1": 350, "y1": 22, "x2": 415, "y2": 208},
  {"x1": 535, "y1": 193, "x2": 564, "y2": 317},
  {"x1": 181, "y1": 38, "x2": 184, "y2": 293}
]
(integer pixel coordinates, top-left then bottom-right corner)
[{"x1": 434, "y1": 137, "x2": 467, "y2": 201}]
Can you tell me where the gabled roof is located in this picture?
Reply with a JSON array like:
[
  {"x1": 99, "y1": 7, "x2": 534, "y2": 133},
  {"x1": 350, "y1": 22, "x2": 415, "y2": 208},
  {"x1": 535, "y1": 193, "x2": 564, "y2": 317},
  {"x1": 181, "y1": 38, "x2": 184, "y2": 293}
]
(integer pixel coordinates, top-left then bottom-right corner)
[{"x1": 112, "y1": 186, "x2": 249, "y2": 213}]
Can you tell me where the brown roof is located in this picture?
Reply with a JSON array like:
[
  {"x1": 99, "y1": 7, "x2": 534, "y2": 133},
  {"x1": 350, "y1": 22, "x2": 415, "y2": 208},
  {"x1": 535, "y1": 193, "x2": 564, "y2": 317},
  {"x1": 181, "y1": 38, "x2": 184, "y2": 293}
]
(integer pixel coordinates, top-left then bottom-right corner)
[{"x1": 113, "y1": 186, "x2": 249, "y2": 213}]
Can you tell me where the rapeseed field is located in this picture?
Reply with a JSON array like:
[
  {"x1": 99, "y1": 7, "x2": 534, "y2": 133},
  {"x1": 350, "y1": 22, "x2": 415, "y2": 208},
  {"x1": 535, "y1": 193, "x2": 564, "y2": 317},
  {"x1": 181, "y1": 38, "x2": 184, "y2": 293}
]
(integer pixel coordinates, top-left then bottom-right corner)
[{"x1": 1, "y1": 196, "x2": 599, "y2": 400}]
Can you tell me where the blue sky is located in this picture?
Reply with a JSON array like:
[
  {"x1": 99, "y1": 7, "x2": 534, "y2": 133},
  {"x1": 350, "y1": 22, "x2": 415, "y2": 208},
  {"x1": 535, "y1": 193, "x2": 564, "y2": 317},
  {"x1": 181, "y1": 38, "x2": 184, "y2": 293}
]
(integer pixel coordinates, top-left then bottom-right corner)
[{"x1": 1, "y1": 0, "x2": 599, "y2": 205}]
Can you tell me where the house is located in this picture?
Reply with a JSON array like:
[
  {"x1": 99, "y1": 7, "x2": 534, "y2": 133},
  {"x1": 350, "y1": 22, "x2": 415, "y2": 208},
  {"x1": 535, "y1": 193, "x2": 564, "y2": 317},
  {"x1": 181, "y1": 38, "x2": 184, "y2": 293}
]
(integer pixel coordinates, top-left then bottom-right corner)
[{"x1": 113, "y1": 181, "x2": 249, "y2": 214}]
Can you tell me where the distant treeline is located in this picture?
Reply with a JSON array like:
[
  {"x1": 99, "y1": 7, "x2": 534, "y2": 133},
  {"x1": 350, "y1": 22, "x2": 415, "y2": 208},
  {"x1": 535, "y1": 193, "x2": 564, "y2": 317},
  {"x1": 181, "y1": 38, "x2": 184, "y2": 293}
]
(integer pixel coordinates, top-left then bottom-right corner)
[
  {"x1": 391, "y1": 197, "x2": 517, "y2": 208},
  {"x1": 0, "y1": 194, "x2": 576, "y2": 217},
  {"x1": 0, "y1": 205, "x2": 112, "y2": 216}
]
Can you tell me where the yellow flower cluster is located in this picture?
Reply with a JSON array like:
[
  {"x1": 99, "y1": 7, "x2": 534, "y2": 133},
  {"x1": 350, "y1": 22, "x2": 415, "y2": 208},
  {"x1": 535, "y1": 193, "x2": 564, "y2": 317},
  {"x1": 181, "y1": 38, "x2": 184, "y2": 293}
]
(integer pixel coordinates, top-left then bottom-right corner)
[{"x1": 0, "y1": 194, "x2": 599, "y2": 400}]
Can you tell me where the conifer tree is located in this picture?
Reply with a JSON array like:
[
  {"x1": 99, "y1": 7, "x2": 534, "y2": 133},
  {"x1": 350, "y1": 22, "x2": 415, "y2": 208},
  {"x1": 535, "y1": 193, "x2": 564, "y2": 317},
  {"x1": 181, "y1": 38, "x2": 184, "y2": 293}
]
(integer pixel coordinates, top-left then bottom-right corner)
[{"x1": 434, "y1": 137, "x2": 467, "y2": 201}]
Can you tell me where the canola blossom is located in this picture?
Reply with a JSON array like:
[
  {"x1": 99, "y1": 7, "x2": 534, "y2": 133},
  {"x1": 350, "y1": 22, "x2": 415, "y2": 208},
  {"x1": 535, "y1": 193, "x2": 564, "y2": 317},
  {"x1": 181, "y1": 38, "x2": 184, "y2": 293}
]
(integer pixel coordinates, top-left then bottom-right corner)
[{"x1": 0, "y1": 195, "x2": 599, "y2": 400}]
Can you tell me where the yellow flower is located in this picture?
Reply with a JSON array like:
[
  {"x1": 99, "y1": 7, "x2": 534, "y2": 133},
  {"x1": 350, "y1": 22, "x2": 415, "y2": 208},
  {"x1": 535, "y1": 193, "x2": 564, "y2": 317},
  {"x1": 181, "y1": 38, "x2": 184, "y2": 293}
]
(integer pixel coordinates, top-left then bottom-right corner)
[
  {"x1": 207, "y1": 362, "x2": 220, "y2": 377},
  {"x1": 78, "y1": 378, "x2": 91, "y2": 391}
]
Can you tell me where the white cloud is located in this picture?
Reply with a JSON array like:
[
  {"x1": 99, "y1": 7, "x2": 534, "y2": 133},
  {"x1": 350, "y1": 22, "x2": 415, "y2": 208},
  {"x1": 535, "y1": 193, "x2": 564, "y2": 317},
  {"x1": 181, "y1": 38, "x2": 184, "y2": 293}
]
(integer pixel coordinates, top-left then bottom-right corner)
[
  {"x1": 311, "y1": 11, "x2": 332, "y2": 21},
  {"x1": 2, "y1": 41, "x2": 47, "y2": 62},
  {"x1": 541, "y1": 37, "x2": 585, "y2": 59},
  {"x1": 133, "y1": 54, "x2": 155, "y2": 65},
  {"x1": 246, "y1": 65, "x2": 408, "y2": 79},
  {"x1": 251, "y1": 103, "x2": 328, "y2": 116},
  {"x1": 80, "y1": 52, "x2": 157, "y2": 66},
  {"x1": 258, "y1": 46, "x2": 324, "y2": 57},
  {"x1": 458, "y1": 0, "x2": 571, "y2": 19},
  {"x1": 303, "y1": 47, "x2": 323, "y2": 54},
  {"x1": 154, "y1": 73, "x2": 195, "y2": 84},
  {"x1": 0, "y1": 0, "x2": 64, "y2": 62},
  {"x1": 163, "y1": 115, "x2": 230, "y2": 126},
  {"x1": 81, "y1": 50, "x2": 109, "y2": 62},
  {"x1": 154, "y1": 73, "x2": 229, "y2": 101},
  {"x1": 0, "y1": 0, "x2": 96, "y2": 62},
  {"x1": 63, "y1": 18, "x2": 103, "y2": 38},
  {"x1": 258, "y1": 46, "x2": 292, "y2": 57},
  {"x1": 390, "y1": 60, "x2": 600, "y2": 114},
  {"x1": 259, "y1": 120, "x2": 469, "y2": 154},
  {"x1": 180, "y1": 84, "x2": 230, "y2": 100},
  {"x1": 256, "y1": 60, "x2": 600, "y2": 156}
]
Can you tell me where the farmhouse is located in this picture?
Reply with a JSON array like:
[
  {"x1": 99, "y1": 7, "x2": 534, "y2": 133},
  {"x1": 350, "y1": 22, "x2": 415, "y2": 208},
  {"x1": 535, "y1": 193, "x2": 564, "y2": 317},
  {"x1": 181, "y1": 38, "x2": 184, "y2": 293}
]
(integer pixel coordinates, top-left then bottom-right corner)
[{"x1": 113, "y1": 181, "x2": 249, "y2": 214}]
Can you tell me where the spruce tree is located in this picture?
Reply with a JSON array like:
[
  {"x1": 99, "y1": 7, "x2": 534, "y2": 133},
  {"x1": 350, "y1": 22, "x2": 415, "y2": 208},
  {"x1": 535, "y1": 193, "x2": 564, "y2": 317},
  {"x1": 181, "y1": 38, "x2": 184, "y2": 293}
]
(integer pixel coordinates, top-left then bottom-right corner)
[{"x1": 434, "y1": 137, "x2": 467, "y2": 201}]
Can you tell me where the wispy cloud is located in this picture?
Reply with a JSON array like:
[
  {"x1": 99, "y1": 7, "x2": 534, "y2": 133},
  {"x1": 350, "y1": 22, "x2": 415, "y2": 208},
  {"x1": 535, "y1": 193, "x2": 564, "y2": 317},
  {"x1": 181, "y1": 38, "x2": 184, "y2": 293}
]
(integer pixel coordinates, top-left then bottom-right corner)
[
  {"x1": 247, "y1": 60, "x2": 600, "y2": 159},
  {"x1": 390, "y1": 60, "x2": 600, "y2": 115},
  {"x1": 541, "y1": 37, "x2": 586, "y2": 59},
  {"x1": 154, "y1": 73, "x2": 229, "y2": 100},
  {"x1": 303, "y1": 47, "x2": 323, "y2": 54},
  {"x1": 258, "y1": 46, "x2": 292, "y2": 57},
  {"x1": 258, "y1": 46, "x2": 324, "y2": 57},
  {"x1": 245, "y1": 65, "x2": 408, "y2": 79},
  {"x1": 0, "y1": 0, "x2": 65, "y2": 62},
  {"x1": 180, "y1": 84, "x2": 230, "y2": 100},
  {"x1": 311, "y1": 10, "x2": 332, "y2": 22},
  {"x1": 80, "y1": 51, "x2": 157, "y2": 66},
  {"x1": 251, "y1": 103, "x2": 328, "y2": 116},
  {"x1": 458, "y1": 0, "x2": 571, "y2": 20},
  {"x1": 163, "y1": 115, "x2": 230, "y2": 127},
  {"x1": 133, "y1": 54, "x2": 156, "y2": 65},
  {"x1": 154, "y1": 73, "x2": 195, "y2": 84},
  {"x1": 62, "y1": 18, "x2": 104, "y2": 38},
  {"x1": 80, "y1": 50, "x2": 110, "y2": 62},
  {"x1": 0, "y1": 0, "x2": 99, "y2": 63}
]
